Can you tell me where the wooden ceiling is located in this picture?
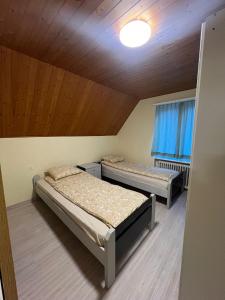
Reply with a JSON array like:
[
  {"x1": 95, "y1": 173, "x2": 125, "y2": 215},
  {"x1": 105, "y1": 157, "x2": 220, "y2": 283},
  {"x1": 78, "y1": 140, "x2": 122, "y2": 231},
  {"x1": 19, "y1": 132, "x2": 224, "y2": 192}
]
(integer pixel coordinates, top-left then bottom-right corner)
[
  {"x1": 0, "y1": 1, "x2": 224, "y2": 99},
  {"x1": 0, "y1": 46, "x2": 137, "y2": 137}
]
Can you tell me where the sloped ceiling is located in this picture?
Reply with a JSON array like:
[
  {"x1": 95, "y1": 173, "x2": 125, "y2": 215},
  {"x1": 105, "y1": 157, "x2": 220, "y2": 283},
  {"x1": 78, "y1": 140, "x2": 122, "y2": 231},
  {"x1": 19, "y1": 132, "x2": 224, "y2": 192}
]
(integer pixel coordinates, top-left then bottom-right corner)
[
  {"x1": 0, "y1": 46, "x2": 138, "y2": 137},
  {"x1": 0, "y1": 0, "x2": 225, "y2": 99}
]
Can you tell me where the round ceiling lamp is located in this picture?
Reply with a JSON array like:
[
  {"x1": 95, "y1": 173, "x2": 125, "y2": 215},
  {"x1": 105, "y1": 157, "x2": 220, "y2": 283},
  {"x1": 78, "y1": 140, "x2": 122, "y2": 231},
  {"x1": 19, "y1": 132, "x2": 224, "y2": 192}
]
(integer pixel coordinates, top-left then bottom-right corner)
[{"x1": 119, "y1": 20, "x2": 151, "y2": 48}]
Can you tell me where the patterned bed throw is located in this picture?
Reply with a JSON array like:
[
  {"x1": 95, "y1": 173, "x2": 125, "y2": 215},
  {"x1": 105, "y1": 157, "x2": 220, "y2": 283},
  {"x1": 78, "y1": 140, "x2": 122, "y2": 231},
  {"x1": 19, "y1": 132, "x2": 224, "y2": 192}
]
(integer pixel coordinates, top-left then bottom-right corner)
[
  {"x1": 102, "y1": 161, "x2": 179, "y2": 181},
  {"x1": 45, "y1": 172, "x2": 148, "y2": 228}
]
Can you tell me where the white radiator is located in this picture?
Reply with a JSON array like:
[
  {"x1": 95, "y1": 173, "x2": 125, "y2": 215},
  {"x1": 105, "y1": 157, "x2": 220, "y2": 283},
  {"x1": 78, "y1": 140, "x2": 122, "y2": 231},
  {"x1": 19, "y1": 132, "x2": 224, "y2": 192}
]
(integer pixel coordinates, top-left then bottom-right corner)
[{"x1": 154, "y1": 159, "x2": 190, "y2": 189}]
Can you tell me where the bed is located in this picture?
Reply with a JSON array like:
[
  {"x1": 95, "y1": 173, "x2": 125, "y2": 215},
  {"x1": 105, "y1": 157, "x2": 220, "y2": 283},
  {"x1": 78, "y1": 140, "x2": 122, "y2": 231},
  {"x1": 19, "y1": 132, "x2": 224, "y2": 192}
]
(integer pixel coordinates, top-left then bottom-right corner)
[
  {"x1": 33, "y1": 168, "x2": 156, "y2": 288},
  {"x1": 101, "y1": 158, "x2": 184, "y2": 208}
]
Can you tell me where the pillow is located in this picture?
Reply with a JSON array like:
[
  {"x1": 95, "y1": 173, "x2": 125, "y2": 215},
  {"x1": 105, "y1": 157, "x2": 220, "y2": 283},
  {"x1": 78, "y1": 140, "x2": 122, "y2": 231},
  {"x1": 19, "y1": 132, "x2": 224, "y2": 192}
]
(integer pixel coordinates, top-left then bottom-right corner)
[
  {"x1": 47, "y1": 165, "x2": 81, "y2": 181},
  {"x1": 102, "y1": 155, "x2": 124, "y2": 163}
]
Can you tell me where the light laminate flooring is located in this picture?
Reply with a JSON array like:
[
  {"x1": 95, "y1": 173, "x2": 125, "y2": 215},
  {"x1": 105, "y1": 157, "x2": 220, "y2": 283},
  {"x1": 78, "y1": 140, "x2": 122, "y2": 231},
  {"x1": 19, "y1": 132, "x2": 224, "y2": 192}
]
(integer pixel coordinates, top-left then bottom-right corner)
[{"x1": 7, "y1": 192, "x2": 187, "y2": 300}]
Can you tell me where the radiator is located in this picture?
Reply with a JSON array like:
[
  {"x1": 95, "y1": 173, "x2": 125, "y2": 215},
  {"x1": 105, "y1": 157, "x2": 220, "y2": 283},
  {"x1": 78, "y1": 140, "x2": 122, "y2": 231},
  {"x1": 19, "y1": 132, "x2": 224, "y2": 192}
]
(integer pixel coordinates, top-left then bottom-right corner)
[{"x1": 154, "y1": 159, "x2": 190, "y2": 189}]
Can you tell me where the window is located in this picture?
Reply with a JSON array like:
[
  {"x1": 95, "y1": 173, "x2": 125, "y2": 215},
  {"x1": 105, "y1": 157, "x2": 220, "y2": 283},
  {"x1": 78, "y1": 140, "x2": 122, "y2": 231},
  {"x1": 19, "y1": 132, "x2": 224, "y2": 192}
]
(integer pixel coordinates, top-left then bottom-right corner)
[{"x1": 151, "y1": 99, "x2": 195, "y2": 163}]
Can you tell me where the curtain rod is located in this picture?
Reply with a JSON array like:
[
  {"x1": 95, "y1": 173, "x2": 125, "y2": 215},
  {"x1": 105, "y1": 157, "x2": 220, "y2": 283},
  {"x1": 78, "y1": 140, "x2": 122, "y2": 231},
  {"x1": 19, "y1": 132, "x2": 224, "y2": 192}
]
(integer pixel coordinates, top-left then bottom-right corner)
[{"x1": 153, "y1": 97, "x2": 195, "y2": 106}]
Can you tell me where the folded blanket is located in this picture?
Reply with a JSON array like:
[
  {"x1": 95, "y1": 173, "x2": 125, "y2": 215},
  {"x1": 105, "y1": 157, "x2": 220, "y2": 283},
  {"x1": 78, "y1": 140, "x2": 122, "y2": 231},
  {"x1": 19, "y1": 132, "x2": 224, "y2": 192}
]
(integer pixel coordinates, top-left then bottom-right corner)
[
  {"x1": 102, "y1": 161, "x2": 179, "y2": 182},
  {"x1": 45, "y1": 172, "x2": 148, "y2": 228}
]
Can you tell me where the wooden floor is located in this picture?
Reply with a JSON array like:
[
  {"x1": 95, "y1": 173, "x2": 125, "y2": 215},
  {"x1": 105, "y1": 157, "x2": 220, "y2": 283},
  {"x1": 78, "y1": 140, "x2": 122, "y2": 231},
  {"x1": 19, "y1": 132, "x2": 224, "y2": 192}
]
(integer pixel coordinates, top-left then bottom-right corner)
[{"x1": 7, "y1": 193, "x2": 187, "y2": 300}]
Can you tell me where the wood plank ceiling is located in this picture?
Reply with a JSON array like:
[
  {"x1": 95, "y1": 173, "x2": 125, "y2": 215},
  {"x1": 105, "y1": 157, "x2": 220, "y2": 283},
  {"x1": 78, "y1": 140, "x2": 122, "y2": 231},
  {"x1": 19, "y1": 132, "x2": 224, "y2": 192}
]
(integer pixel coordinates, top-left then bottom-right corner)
[
  {"x1": 0, "y1": 46, "x2": 137, "y2": 137},
  {"x1": 0, "y1": 0, "x2": 224, "y2": 99}
]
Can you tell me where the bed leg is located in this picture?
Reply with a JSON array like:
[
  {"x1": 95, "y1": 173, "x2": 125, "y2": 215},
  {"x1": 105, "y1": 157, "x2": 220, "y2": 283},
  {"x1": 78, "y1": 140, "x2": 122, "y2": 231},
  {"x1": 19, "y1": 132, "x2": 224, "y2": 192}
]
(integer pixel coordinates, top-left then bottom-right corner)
[
  {"x1": 167, "y1": 181, "x2": 172, "y2": 208},
  {"x1": 32, "y1": 175, "x2": 41, "y2": 201},
  {"x1": 167, "y1": 197, "x2": 172, "y2": 208},
  {"x1": 104, "y1": 228, "x2": 116, "y2": 288},
  {"x1": 150, "y1": 194, "x2": 156, "y2": 230},
  {"x1": 167, "y1": 197, "x2": 171, "y2": 209},
  {"x1": 181, "y1": 172, "x2": 185, "y2": 192}
]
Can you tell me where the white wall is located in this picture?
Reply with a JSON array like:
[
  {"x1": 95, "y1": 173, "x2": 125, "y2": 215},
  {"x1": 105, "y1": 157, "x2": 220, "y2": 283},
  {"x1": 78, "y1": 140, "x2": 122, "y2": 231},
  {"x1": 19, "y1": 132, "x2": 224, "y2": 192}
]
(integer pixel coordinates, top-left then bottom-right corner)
[
  {"x1": 179, "y1": 9, "x2": 225, "y2": 300},
  {"x1": 117, "y1": 89, "x2": 196, "y2": 165},
  {"x1": 0, "y1": 136, "x2": 117, "y2": 206}
]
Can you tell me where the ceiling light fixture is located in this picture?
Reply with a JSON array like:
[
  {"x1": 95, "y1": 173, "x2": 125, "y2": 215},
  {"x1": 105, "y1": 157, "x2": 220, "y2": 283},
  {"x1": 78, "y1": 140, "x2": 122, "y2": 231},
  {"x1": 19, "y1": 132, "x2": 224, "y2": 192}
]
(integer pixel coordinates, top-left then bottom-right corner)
[{"x1": 119, "y1": 20, "x2": 151, "y2": 48}]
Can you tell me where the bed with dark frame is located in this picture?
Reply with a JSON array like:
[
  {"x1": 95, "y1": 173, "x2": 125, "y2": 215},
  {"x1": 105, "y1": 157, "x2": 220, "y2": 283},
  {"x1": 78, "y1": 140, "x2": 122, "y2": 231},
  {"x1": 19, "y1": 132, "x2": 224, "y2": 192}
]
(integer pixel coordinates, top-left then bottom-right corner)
[
  {"x1": 33, "y1": 175, "x2": 156, "y2": 288},
  {"x1": 101, "y1": 162, "x2": 185, "y2": 208}
]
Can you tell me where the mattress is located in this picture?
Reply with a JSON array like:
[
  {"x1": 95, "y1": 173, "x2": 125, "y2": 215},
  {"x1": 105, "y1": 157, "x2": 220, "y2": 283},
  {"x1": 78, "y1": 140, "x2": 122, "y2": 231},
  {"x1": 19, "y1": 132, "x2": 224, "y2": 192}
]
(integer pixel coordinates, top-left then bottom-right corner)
[
  {"x1": 45, "y1": 171, "x2": 148, "y2": 228},
  {"x1": 36, "y1": 179, "x2": 109, "y2": 247},
  {"x1": 102, "y1": 164, "x2": 169, "y2": 198},
  {"x1": 36, "y1": 178, "x2": 152, "y2": 247},
  {"x1": 102, "y1": 161, "x2": 178, "y2": 181}
]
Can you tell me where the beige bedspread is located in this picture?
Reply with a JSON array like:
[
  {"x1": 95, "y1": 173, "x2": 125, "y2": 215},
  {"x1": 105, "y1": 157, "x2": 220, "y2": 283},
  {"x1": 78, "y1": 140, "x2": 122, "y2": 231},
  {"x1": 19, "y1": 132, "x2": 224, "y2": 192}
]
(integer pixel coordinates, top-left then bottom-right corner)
[
  {"x1": 45, "y1": 172, "x2": 148, "y2": 228},
  {"x1": 102, "y1": 161, "x2": 178, "y2": 182}
]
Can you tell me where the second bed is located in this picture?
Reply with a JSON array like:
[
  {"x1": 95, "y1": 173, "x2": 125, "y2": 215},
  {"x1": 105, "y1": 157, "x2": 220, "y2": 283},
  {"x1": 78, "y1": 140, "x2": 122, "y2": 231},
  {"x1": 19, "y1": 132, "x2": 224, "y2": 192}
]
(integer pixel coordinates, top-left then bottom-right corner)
[{"x1": 101, "y1": 159, "x2": 184, "y2": 208}]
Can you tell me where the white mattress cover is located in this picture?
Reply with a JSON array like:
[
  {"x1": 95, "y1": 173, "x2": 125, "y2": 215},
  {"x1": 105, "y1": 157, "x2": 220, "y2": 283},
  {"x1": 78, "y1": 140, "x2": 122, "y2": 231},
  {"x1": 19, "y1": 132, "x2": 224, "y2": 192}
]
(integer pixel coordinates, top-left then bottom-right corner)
[
  {"x1": 36, "y1": 178, "x2": 109, "y2": 247},
  {"x1": 102, "y1": 164, "x2": 169, "y2": 196}
]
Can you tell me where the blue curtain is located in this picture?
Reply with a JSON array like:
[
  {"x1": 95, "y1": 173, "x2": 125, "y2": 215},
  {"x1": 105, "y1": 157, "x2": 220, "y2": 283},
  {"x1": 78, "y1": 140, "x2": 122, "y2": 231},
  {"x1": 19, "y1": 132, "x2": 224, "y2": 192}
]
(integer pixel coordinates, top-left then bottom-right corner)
[{"x1": 151, "y1": 100, "x2": 195, "y2": 161}]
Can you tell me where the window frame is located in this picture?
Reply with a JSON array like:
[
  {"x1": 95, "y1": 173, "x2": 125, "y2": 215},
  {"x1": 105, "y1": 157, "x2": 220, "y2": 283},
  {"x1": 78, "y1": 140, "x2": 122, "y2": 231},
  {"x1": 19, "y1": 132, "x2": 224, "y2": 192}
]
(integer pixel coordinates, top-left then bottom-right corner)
[{"x1": 151, "y1": 97, "x2": 195, "y2": 164}]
